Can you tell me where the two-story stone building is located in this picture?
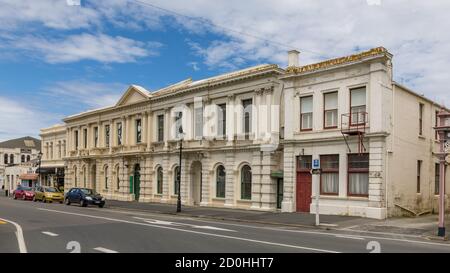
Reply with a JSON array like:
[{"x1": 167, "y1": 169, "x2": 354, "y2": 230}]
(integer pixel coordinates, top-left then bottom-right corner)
[{"x1": 58, "y1": 47, "x2": 449, "y2": 219}]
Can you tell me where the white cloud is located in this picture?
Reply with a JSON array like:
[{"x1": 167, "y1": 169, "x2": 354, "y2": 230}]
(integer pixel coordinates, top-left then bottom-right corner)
[
  {"x1": 145, "y1": 0, "x2": 450, "y2": 104},
  {"x1": 0, "y1": 96, "x2": 60, "y2": 141},
  {"x1": 9, "y1": 33, "x2": 161, "y2": 63},
  {"x1": 187, "y1": 61, "x2": 200, "y2": 71},
  {"x1": 42, "y1": 80, "x2": 128, "y2": 109}
]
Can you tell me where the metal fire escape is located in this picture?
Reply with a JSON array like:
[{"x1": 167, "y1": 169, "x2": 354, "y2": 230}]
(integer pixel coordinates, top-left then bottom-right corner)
[{"x1": 341, "y1": 111, "x2": 368, "y2": 154}]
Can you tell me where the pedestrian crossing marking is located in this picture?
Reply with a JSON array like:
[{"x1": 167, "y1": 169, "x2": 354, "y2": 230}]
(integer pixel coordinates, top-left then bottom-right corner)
[{"x1": 0, "y1": 221, "x2": 6, "y2": 224}]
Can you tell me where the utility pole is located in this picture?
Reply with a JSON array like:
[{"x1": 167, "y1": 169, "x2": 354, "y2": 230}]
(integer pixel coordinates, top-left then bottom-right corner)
[
  {"x1": 434, "y1": 109, "x2": 450, "y2": 237},
  {"x1": 311, "y1": 158, "x2": 321, "y2": 226}
]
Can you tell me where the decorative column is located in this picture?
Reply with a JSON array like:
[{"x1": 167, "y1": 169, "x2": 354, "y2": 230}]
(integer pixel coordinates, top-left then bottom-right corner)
[
  {"x1": 200, "y1": 153, "x2": 211, "y2": 206},
  {"x1": 250, "y1": 150, "x2": 262, "y2": 210},
  {"x1": 281, "y1": 144, "x2": 295, "y2": 212},
  {"x1": 227, "y1": 94, "x2": 235, "y2": 145},
  {"x1": 368, "y1": 135, "x2": 387, "y2": 219},
  {"x1": 224, "y1": 152, "x2": 235, "y2": 207},
  {"x1": 260, "y1": 151, "x2": 276, "y2": 210}
]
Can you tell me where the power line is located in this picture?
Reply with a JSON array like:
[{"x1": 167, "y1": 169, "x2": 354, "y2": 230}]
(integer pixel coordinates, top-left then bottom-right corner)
[{"x1": 129, "y1": 0, "x2": 326, "y2": 57}]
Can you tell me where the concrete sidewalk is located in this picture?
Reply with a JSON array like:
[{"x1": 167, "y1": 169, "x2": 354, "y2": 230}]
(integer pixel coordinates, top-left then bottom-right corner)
[{"x1": 104, "y1": 200, "x2": 371, "y2": 229}]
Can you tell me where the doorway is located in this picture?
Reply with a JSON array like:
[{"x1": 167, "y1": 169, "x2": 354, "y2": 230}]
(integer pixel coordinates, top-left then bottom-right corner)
[
  {"x1": 134, "y1": 164, "x2": 141, "y2": 201},
  {"x1": 296, "y1": 156, "x2": 312, "y2": 212},
  {"x1": 276, "y1": 178, "x2": 283, "y2": 209},
  {"x1": 190, "y1": 161, "x2": 202, "y2": 205}
]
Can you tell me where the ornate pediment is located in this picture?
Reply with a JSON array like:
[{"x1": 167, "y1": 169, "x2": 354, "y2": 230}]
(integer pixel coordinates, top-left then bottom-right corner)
[{"x1": 116, "y1": 85, "x2": 151, "y2": 107}]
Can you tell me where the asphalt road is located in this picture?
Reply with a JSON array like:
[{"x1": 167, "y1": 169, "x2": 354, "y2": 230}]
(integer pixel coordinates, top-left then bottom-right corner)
[{"x1": 1, "y1": 195, "x2": 450, "y2": 253}]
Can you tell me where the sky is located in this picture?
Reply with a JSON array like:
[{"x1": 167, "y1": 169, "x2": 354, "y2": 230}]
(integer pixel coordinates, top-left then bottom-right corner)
[{"x1": 0, "y1": 0, "x2": 448, "y2": 141}]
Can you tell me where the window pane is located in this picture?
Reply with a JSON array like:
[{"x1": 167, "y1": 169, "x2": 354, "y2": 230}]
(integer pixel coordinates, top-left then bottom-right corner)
[
  {"x1": 301, "y1": 113, "x2": 312, "y2": 129},
  {"x1": 351, "y1": 105, "x2": 366, "y2": 124},
  {"x1": 157, "y1": 167, "x2": 163, "y2": 194},
  {"x1": 241, "y1": 165, "x2": 252, "y2": 200},
  {"x1": 117, "y1": 123, "x2": 122, "y2": 145},
  {"x1": 349, "y1": 173, "x2": 368, "y2": 195},
  {"x1": 297, "y1": 156, "x2": 312, "y2": 169},
  {"x1": 105, "y1": 125, "x2": 110, "y2": 147},
  {"x1": 216, "y1": 166, "x2": 226, "y2": 198},
  {"x1": 351, "y1": 87, "x2": 366, "y2": 107},
  {"x1": 324, "y1": 92, "x2": 338, "y2": 110},
  {"x1": 321, "y1": 155, "x2": 339, "y2": 169},
  {"x1": 348, "y1": 154, "x2": 369, "y2": 169},
  {"x1": 301, "y1": 96, "x2": 313, "y2": 113},
  {"x1": 321, "y1": 173, "x2": 339, "y2": 194},
  {"x1": 325, "y1": 109, "x2": 338, "y2": 127},
  {"x1": 218, "y1": 104, "x2": 226, "y2": 137},
  {"x1": 136, "y1": 119, "x2": 142, "y2": 143},
  {"x1": 158, "y1": 115, "x2": 164, "y2": 142},
  {"x1": 175, "y1": 112, "x2": 183, "y2": 139}
]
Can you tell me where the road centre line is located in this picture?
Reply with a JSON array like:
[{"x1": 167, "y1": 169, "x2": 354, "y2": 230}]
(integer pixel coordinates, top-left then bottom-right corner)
[
  {"x1": 42, "y1": 231, "x2": 59, "y2": 237},
  {"x1": 0, "y1": 217, "x2": 27, "y2": 253},
  {"x1": 93, "y1": 247, "x2": 119, "y2": 253},
  {"x1": 37, "y1": 208, "x2": 338, "y2": 253},
  {"x1": 93, "y1": 208, "x2": 450, "y2": 248}
]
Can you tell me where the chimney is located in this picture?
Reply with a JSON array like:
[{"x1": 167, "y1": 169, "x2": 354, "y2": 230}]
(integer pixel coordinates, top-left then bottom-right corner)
[{"x1": 288, "y1": 50, "x2": 300, "y2": 67}]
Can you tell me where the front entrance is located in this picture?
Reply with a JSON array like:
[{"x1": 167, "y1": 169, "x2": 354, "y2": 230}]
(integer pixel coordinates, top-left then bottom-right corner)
[
  {"x1": 296, "y1": 156, "x2": 312, "y2": 212},
  {"x1": 190, "y1": 161, "x2": 202, "y2": 205},
  {"x1": 134, "y1": 164, "x2": 141, "y2": 201}
]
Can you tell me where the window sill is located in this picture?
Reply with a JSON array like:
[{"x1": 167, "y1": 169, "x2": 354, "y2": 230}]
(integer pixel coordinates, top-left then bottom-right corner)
[
  {"x1": 237, "y1": 199, "x2": 252, "y2": 203},
  {"x1": 212, "y1": 197, "x2": 226, "y2": 201},
  {"x1": 418, "y1": 135, "x2": 426, "y2": 140},
  {"x1": 154, "y1": 193, "x2": 163, "y2": 197}
]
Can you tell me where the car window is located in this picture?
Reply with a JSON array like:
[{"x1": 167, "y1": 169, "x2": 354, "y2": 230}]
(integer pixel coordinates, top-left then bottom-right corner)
[{"x1": 44, "y1": 187, "x2": 59, "y2": 193}]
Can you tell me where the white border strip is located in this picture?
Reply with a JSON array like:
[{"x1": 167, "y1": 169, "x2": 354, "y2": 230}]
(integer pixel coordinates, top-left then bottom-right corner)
[{"x1": 0, "y1": 217, "x2": 27, "y2": 253}]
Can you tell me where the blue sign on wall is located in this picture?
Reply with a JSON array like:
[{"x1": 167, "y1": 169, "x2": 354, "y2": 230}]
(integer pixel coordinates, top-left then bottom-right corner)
[{"x1": 313, "y1": 159, "x2": 320, "y2": 169}]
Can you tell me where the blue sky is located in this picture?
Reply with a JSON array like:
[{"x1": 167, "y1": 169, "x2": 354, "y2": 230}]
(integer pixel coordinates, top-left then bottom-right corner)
[{"x1": 0, "y1": 0, "x2": 449, "y2": 141}]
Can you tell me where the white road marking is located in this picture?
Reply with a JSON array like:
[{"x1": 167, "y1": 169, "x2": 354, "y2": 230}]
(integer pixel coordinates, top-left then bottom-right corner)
[
  {"x1": 93, "y1": 247, "x2": 119, "y2": 253},
  {"x1": 41, "y1": 231, "x2": 59, "y2": 237},
  {"x1": 37, "y1": 208, "x2": 339, "y2": 253},
  {"x1": 0, "y1": 217, "x2": 27, "y2": 253},
  {"x1": 335, "y1": 235, "x2": 365, "y2": 240},
  {"x1": 133, "y1": 217, "x2": 236, "y2": 232}
]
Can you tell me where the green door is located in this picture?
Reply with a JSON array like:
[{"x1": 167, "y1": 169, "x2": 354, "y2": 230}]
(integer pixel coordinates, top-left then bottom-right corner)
[{"x1": 134, "y1": 164, "x2": 141, "y2": 201}]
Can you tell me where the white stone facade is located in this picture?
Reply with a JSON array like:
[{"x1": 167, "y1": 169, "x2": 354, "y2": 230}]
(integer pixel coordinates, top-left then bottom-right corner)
[{"x1": 56, "y1": 47, "x2": 449, "y2": 219}]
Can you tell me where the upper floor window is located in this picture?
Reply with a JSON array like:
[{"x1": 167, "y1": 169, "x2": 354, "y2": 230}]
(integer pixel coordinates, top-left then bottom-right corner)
[
  {"x1": 10, "y1": 154, "x2": 14, "y2": 165},
  {"x1": 94, "y1": 127, "x2": 99, "y2": 148},
  {"x1": 242, "y1": 99, "x2": 252, "y2": 139},
  {"x1": 26, "y1": 155, "x2": 31, "y2": 162},
  {"x1": 117, "y1": 122, "x2": 122, "y2": 145},
  {"x1": 21, "y1": 155, "x2": 25, "y2": 163},
  {"x1": 50, "y1": 142, "x2": 53, "y2": 159},
  {"x1": 218, "y1": 104, "x2": 226, "y2": 138},
  {"x1": 300, "y1": 96, "x2": 313, "y2": 131},
  {"x1": 324, "y1": 92, "x2": 338, "y2": 129},
  {"x1": 435, "y1": 111, "x2": 439, "y2": 140},
  {"x1": 105, "y1": 125, "x2": 110, "y2": 148},
  {"x1": 419, "y1": 103, "x2": 424, "y2": 136},
  {"x1": 195, "y1": 107, "x2": 203, "y2": 139},
  {"x1": 350, "y1": 87, "x2": 366, "y2": 125},
  {"x1": 136, "y1": 119, "x2": 142, "y2": 144},
  {"x1": 157, "y1": 115, "x2": 164, "y2": 142},
  {"x1": 83, "y1": 129, "x2": 87, "y2": 149},
  {"x1": 58, "y1": 141, "x2": 62, "y2": 158},
  {"x1": 3, "y1": 154, "x2": 7, "y2": 164},
  {"x1": 417, "y1": 160, "x2": 422, "y2": 193},
  {"x1": 74, "y1": 130, "x2": 79, "y2": 150}
]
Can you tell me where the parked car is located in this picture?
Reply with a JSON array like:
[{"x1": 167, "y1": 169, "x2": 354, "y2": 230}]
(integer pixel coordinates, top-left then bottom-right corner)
[
  {"x1": 34, "y1": 186, "x2": 64, "y2": 203},
  {"x1": 65, "y1": 188, "x2": 105, "y2": 208},
  {"x1": 13, "y1": 186, "x2": 35, "y2": 201}
]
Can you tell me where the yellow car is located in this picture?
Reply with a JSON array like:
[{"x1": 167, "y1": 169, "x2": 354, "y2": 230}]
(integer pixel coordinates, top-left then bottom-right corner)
[{"x1": 33, "y1": 186, "x2": 64, "y2": 203}]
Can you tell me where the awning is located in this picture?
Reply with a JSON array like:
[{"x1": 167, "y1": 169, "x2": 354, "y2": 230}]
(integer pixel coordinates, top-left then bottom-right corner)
[{"x1": 19, "y1": 173, "x2": 38, "y2": 180}]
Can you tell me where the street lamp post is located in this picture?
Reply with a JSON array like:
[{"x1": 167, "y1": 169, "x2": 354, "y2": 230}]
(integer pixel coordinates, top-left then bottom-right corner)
[
  {"x1": 37, "y1": 151, "x2": 43, "y2": 187},
  {"x1": 177, "y1": 127, "x2": 185, "y2": 213},
  {"x1": 434, "y1": 109, "x2": 450, "y2": 237}
]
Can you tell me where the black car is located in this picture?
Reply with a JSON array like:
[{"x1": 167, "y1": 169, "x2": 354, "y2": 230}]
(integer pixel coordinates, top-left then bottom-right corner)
[{"x1": 65, "y1": 188, "x2": 105, "y2": 208}]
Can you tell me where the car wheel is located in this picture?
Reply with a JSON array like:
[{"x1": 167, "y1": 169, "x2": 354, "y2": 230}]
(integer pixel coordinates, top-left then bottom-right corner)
[
  {"x1": 80, "y1": 199, "x2": 87, "y2": 207},
  {"x1": 65, "y1": 198, "x2": 71, "y2": 205},
  {"x1": 13, "y1": 194, "x2": 17, "y2": 200},
  {"x1": 33, "y1": 196, "x2": 36, "y2": 202},
  {"x1": 22, "y1": 195, "x2": 26, "y2": 201},
  {"x1": 98, "y1": 204, "x2": 104, "y2": 208},
  {"x1": 42, "y1": 197, "x2": 46, "y2": 203}
]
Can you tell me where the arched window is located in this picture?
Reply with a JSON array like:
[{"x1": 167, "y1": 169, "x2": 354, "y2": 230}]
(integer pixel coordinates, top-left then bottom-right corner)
[
  {"x1": 74, "y1": 166, "x2": 78, "y2": 187},
  {"x1": 10, "y1": 154, "x2": 14, "y2": 164},
  {"x1": 21, "y1": 155, "x2": 25, "y2": 163},
  {"x1": 156, "y1": 167, "x2": 163, "y2": 194},
  {"x1": 104, "y1": 166, "x2": 109, "y2": 189},
  {"x1": 216, "y1": 165, "x2": 226, "y2": 198},
  {"x1": 174, "y1": 166, "x2": 180, "y2": 195},
  {"x1": 241, "y1": 165, "x2": 252, "y2": 200},
  {"x1": 26, "y1": 155, "x2": 31, "y2": 162},
  {"x1": 83, "y1": 166, "x2": 87, "y2": 187},
  {"x1": 4, "y1": 154, "x2": 8, "y2": 164},
  {"x1": 116, "y1": 165, "x2": 120, "y2": 190}
]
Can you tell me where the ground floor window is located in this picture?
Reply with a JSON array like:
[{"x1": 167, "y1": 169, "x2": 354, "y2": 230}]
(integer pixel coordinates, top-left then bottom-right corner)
[
  {"x1": 348, "y1": 153, "x2": 369, "y2": 196},
  {"x1": 174, "y1": 166, "x2": 180, "y2": 195},
  {"x1": 157, "y1": 167, "x2": 163, "y2": 194},
  {"x1": 320, "y1": 155, "x2": 339, "y2": 195},
  {"x1": 241, "y1": 165, "x2": 252, "y2": 200},
  {"x1": 216, "y1": 165, "x2": 226, "y2": 198}
]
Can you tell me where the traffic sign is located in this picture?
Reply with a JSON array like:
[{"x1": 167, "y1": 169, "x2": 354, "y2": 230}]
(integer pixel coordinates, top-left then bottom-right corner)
[{"x1": 312, "y1": 159, "x2": 320, "y2": 169}]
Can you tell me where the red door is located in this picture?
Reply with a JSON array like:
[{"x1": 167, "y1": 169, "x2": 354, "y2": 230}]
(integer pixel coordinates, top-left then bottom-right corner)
[{"x1": 296, "y1": 156, "x2": 312, "y2": 212}]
